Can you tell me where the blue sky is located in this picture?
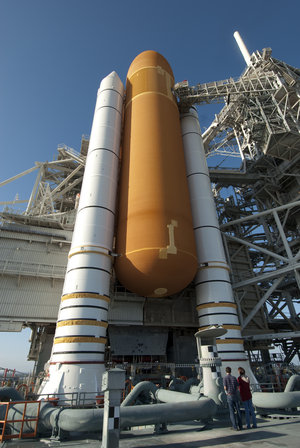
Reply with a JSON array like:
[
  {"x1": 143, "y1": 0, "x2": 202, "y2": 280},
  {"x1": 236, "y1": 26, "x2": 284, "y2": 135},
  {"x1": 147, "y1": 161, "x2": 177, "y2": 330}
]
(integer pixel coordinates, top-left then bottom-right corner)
[{"x1": 0, "y1": 0, "x2": 299, "y2": 371}]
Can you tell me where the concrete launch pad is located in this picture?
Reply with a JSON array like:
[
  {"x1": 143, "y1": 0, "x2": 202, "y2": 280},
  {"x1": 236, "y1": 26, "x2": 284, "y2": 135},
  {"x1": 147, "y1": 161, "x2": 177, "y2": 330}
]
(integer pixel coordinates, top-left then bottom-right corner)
[{"x1": 1, "y1": 416, "x2": 300, "y2": 448}]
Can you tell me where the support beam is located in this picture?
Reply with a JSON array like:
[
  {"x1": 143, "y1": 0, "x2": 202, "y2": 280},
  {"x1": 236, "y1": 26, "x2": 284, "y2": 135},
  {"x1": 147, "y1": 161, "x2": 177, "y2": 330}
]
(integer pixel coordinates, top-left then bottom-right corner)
[
  {"x1": 226, "y1": 234, "x2": 289, "y2": 263},
  {"x1": 0, "y1": 165, "x2": 40, "y2": 187},
  {"x1": 233, "y1": 261, "x2": 300, "y2": 288},
  {"x1": 50, "y1": 165, "x2": 83, "y2": 197},
  {"x1": 268, "y1": 298, "x2": 298, "y2": 331},
  {"x1": 244, "y1": 330, "x2": 300, "y2": 341},
  {"x1": 272, "y1": 210, "x2": 293, "y2": 260},
  {"x1": 242, "y1": 276, "x2": 284, "y2": 329},
  {"x1": 221, "y1": 200, "x2": 300, "y2": 229}
]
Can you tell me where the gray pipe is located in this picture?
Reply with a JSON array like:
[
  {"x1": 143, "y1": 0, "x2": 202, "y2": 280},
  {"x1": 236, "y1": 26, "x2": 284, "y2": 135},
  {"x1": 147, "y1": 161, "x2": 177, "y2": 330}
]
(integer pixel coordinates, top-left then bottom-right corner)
[
  {"x1": 252, "y1": 391, "x2": 300, "y2": 409},
  {"x1": 0, "y1": 387, "x2": 24, "y2": 401},
  {"x1": 50, "y1": 398, "x2": 216, "y2": 432},
  {"x1": 4, "y1": 397, "x2": 217, "y2": 435},
  {"x1": 121, "y1": 381, "x2": 158, "y2": 407},
  {"x1": 120, "y1": 398, "x2": 216, "y2": 428},
  {"x1": 122, "y1": 381, "x2": 201, "y2": 407},
  {"x1": 252, "y1": 374, "x2": 300, "y2": 410},
  {"x1": 168, "y1": 377, "x2": 199, "y2": 393},
  {"x1": 155, "y1": 388, "x2": 201, "y2": 403},
  {"x1": 284, "y1": 374, "x2": 300, "y2": 392},
  {"x1": 0, "y1": 401, "x2": 52, "y2": 436}
]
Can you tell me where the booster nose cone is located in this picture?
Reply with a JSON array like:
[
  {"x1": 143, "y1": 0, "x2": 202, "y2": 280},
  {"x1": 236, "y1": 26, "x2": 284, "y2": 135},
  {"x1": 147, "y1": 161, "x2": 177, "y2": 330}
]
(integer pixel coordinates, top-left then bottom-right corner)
[
  {"x1": 115, "y1": 51, "x2": 197, "y2": 297},
  {"x1": 99, "y1": 71, "x2": 124, "y2": 91}
]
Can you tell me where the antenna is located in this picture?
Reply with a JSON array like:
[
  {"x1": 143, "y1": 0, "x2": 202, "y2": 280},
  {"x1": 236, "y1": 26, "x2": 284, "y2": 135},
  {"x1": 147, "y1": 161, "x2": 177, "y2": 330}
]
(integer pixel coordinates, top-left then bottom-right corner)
[{"x1": 233, "y1": 31, "x2": 251, "y2": 66}]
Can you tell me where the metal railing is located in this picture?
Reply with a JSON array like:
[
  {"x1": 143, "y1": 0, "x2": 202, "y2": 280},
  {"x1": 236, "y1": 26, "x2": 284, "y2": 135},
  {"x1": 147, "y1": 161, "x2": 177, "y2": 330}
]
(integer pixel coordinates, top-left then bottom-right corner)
[
  {"x1": 0, "y1": 401, "x2": 41, "y2": 441},
  {"x1": 250, "y1": 382, "x2": 288, "y2": 393},
  {"x1": 0, "y1": 258, "x2": 66, "y2": 278},
  {"x1": 57, "y1": 144, "x2": 86, "y2": 164},
  {"x1": 38, "y1": 391, "x2": 105, "y2": 408}
]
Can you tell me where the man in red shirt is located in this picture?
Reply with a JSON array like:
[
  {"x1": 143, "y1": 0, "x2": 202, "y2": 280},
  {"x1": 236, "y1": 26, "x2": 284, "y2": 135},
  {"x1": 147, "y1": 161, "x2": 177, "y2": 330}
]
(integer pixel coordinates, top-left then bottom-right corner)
[{"x1": 237, "y1": 367, "x2": 257, "y2": 429}]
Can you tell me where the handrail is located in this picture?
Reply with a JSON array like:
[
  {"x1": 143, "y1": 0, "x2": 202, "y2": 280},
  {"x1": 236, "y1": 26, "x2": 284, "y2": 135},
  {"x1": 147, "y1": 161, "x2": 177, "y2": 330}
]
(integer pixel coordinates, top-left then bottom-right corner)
[
  {"x1": 38, "y1": 391, "x2": 105, "y2": 407},
  {"x1": 0, "y1": 400, "x2": 41, "y2": 441},
  {"x1": 0, "y1": 258, "x2": 66, "y2": 278}
]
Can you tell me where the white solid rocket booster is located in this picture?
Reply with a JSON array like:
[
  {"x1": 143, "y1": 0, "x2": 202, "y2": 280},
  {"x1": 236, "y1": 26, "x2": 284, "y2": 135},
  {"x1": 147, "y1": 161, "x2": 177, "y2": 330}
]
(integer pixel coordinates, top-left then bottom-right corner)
[
  {"x1": 181, "y1": 108, "x2": 256, "y2": 381},
  {"x1": 40, "y1": 72, "x2": 124, "y2": 399}
]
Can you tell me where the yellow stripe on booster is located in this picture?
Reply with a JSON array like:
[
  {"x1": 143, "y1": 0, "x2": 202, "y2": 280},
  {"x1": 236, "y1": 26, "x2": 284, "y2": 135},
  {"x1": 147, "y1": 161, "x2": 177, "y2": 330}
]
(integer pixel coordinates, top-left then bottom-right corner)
[
  {"x1": 196, "y1": 302, "x2": 237, "y2": 310},
  {"x1": 216, "y1": 339, "x2": 244, "y2": 344},
  {"x1": 61, "y1": 293, "x2": 110, "y2": 302},
  {"x1": 54, "y1": 337, "x2": 107, "y2": 344},
  {"x1": 57, "y1": 320, "x2": 108, "y2": 328}
]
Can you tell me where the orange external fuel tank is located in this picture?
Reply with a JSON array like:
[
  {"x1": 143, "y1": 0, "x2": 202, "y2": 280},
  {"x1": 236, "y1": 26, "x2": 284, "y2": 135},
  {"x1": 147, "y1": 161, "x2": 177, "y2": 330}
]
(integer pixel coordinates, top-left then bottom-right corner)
[{"x1": 115, "y1": 50, "x2": 197, "y2": 297}]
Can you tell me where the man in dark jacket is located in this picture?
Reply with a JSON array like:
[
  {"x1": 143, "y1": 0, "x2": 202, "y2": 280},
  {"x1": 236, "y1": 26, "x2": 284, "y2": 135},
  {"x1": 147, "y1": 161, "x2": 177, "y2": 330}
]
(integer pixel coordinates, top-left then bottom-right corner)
[{"x1": 223, "y1": 366, "x2": 243, "y2": 430}]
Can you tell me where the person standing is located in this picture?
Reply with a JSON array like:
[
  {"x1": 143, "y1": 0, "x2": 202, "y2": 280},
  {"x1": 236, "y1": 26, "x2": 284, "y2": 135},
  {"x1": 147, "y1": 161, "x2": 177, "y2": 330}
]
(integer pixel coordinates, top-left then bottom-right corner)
[
  {"x1": 223, "y1": 366, "x2": 243, "y2": 431},
  {"x1": 237, "y1": 367, "x2": 257, "y2": 429}
]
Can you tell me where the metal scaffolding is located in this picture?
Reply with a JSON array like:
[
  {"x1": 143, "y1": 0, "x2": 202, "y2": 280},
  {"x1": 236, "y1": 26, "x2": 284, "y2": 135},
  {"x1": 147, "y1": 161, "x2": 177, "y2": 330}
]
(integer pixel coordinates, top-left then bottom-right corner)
[
  {"x1": 0, "y1": 139, "x2": 87, "y2": 229},
  {"x1": 174, "y1": 44, "x2": 300, "y2": 365}
]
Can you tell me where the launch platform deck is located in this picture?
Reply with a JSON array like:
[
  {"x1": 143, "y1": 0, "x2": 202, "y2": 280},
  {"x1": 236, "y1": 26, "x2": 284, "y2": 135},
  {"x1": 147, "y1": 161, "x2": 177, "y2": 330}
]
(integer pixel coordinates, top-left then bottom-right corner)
[{"x1": 1, "y1": 415, "x2": 300, "y2": 448}]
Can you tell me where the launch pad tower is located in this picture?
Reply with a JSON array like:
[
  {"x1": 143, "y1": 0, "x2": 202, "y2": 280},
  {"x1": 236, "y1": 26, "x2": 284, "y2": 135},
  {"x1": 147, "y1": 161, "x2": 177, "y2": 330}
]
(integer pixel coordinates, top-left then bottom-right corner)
[{"x1": 0, "y1": 35, "x2": 299, "y2": 384}]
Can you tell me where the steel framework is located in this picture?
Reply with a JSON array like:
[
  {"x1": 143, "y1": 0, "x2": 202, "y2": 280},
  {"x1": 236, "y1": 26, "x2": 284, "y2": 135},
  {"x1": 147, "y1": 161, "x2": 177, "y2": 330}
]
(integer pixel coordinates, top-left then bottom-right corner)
[
  {"x1": 0, "y1": 141, "x2": 87, "y2": 229},
  {"x1": 174, "y1": 43, "x2": 300, "y2": 364}
]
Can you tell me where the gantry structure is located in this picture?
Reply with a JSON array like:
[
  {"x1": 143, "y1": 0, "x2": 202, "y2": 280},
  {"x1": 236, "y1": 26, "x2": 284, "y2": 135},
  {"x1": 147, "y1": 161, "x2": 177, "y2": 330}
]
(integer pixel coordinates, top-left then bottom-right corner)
[
  {"x1": 0, "y1": 38, "x2": 299, "y2": 375},
  {"x1": 175, "y1": 41, "x2": 300, "y2": 366}
]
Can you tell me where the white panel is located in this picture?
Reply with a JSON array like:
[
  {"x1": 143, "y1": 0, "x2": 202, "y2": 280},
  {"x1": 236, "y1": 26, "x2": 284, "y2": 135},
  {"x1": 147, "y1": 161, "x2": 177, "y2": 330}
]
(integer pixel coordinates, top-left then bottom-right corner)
[
  {"x1": 62, "y1": 269, "x2": 111, "y2": 295},
  {"x1": 108, "y1": 300, "x2": 144, "y2": 324},
  {"x1": 72, "y1": 208, "x2": 114, "y2": 249},
  {"x1": 0, "y1": 276, "x2": 62, "y2": 320},
  {"x1": 109, "y1": 326, "x2": 168, "y2": 355},
  {"x1": 58, "y1": 307, "x2": 107, "y2": 322},
  {"x1": 0, "y1": 321, "x2": 23, "y2": 331},
  {"x1": 55, "y1": 324, "x2": 107, "y2": 338}
]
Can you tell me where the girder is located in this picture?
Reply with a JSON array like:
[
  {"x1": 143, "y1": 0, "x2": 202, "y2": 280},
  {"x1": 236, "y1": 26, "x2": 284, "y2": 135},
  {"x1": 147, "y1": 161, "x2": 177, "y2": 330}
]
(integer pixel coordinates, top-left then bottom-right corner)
[{"x1": 174, "y1": 72, "x2": 279, "y2": 110}]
